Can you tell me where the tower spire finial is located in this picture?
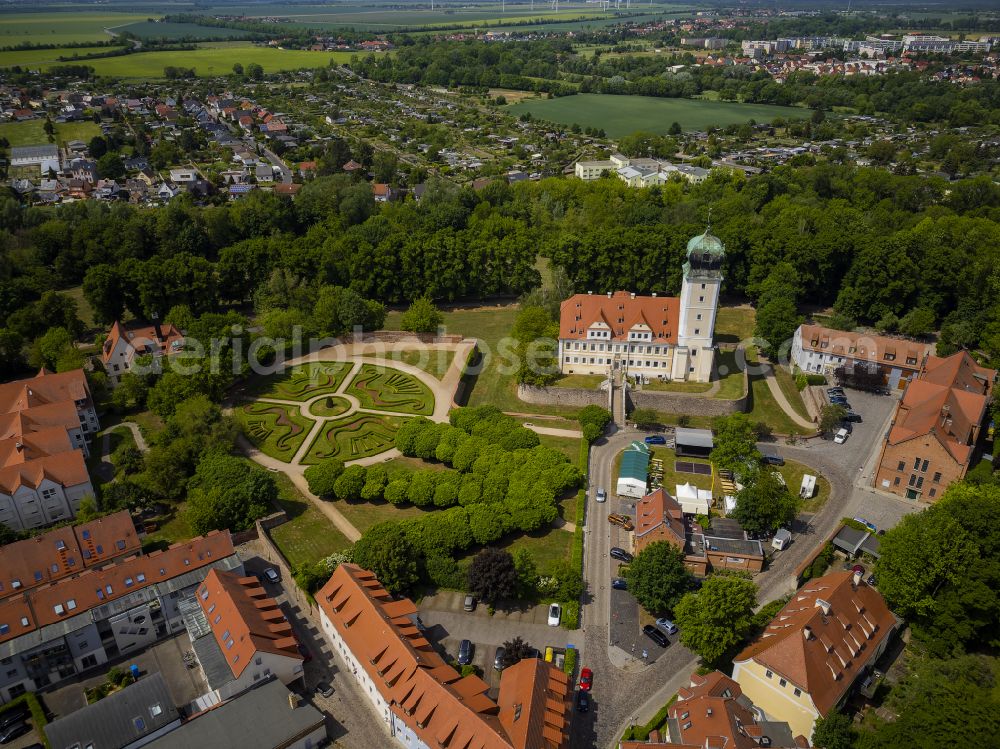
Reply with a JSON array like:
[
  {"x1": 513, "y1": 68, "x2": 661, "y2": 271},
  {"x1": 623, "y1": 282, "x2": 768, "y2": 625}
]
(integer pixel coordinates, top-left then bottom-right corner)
[{"x1": 706, "y1": 206, "x2": 712, "y2": 233}]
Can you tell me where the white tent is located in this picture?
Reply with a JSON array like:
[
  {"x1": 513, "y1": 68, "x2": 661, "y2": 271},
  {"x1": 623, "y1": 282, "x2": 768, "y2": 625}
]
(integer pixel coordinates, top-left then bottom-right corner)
[{"x1": 676, "y1": 482, "x2": 712, "y2": 516}]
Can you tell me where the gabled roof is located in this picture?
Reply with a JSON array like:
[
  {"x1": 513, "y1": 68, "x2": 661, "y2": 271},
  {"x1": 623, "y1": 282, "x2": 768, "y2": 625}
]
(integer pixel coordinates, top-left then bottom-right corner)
[
  {"x1": 0, "y1": 369, "x2": 90, "y2": 414},
  {"x1": 797, "y1": 324, "x2": 931, "y2": 370},
  {"x1": 734, "y1": 571, "x2": 895, "y2": 716},
  {"x1": 0, "y1": 449, "x2": 89, "y2": 494},
  {"x1": 102, "y1": 320, "x2": 184, "y2": 364},
  {"x1": 560, "y1": 291, "x2": 680, "y2": 342},
  {"x1": 634, "y1": 488, "x2": 686, "y2": 544},
  {"x1": 196, "y1": 569, "x2": 301, "y2": 678},
  {"x1": 318, "y1": 564, "x2": 570, "y2": 749}
]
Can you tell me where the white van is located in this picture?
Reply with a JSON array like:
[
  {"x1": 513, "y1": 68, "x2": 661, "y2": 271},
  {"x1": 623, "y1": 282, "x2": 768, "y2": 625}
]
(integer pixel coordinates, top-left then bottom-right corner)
[{"x1": 833, "y1": 428, "x2": 849, "y2": 444}]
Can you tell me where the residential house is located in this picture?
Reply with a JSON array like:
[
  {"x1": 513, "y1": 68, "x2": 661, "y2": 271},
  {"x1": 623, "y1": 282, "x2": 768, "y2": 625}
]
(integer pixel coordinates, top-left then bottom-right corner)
[
  {"x1": 873, "y1": 350, "x2": 995, "y2": 500},
  {"x1": 187, "y1": 569, "x2": 304, "y2": 698},
  {"x1": 558, "y1": 227, "x2": 723, "y2": 383},
  {"x1": 372, "y1": 183, "x2": 395, "y2": 202},
  {"x1": 146, "y1": 677, "x2": 326, "y2": 749},
  {"x1": 10, "y1": 145, "x2": 59, "y2": 175},
  {"x1": 0, "y1": 531, "x2": 240, "y2": 703},
  {"x1": 342, "y1": 159, "x2": 363, "y2": 172},
  {"x1": 317, "y1": 564, "x2": 572, "y2": 749},
  {"x1": 633, "y1": 488, "x2": 763, "y2": 575},
  {"x1": 254, "y1": 163, "x2": 274, "y2": 183},
  {"x1": 68, "y1": 158, "x2": 98, "y2": 184},
  {"x1": 732, "y1": 570, "x2": 896, "y2": 741},
  {"x1": 156, "y1": 183, "x2": 179, "y2": 201},
  {"x1": 298, "y1": 161, "x2": 317, "y2": 178},
  {"x1": 790, "y1": 324, "x2": 933, "y2": 391},
  {"x1": 273, "y1": 183, "x2": 301, "y2": 197},
  {"x1": 45, "y1": 672, "x2": 181, "y2": 749},
  {"x1": 101, "y1": 320, "x2": 184, "y2": 388},
  {"x1": 168, "y1": 168, "x2": 197, "y2": 184},
  {"x1": 0, "y1": 368, "x2": 98, "y2": 531}
]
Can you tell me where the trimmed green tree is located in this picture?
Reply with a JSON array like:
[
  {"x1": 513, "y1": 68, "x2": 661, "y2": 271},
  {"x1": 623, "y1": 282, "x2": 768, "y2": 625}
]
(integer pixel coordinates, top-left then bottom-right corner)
[
  {"x1": 304, "y1": 459, "x2": 345, "y2": 497},
  {"x1": 400, "y1": 296, "x2": 444, "y2": 333},
  {"x1": 732, "y1": 471, "x2": 799, "y2": 536},
  {"x1": 353, "y1": 522, "x2": 420, "y2": 593},
  {"x1": 673, "y1": 576, "x2": 758, "y2": 665}
]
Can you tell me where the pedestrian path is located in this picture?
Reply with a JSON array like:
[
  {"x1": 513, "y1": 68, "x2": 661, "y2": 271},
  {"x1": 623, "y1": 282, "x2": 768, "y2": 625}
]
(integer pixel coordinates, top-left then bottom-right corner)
[{"x1": 762, "y1": 364, "x2": 815, "y2": 430}]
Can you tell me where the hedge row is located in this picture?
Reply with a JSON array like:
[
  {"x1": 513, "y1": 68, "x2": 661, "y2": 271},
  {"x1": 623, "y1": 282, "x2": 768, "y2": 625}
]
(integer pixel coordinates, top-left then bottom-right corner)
[
  {"x1": 620, "y1": 695, "x2": 677, "y2": 742},
  {"x1": 0, "y1": 692, "x2": 50, "y2": 748}
]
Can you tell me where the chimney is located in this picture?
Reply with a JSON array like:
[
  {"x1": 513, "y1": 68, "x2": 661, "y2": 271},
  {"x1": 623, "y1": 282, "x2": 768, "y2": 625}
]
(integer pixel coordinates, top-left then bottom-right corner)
[
  {"x1": 15, "y1": 441, "x2": 23, "y2": 452},
  {"x1": 588, "y1": 291, "x2": 593, "y2": 295},
  {"x1": 853, "y1": 570, "x2": 863, "y2": 587},
  {"x1": 814, "y1": 598, "x2": 831, "y2": 615},
  {"x1": 151, "y1": 311, "x2": 163, "y2": 341},
  {"x1": 630, "y1": 292, "x2": 636, "y2": 300},
  {"x1": 607, "y1": 291, "x2": 612, "y2": 298},
  {"x1": 288, "y1": 692, "x2": 301, "y2": 709},
  {"x1": 803, "y1": 626, "x2": 813, "y2": 640}
]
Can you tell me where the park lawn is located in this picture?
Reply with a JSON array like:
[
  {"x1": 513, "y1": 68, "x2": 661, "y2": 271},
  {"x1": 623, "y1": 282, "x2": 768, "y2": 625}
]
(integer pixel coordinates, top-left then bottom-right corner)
[
  {"x1": 649, "y1": 447, "x2": 714, "y2": 494},
  {"x1": 362, "y1": 349, "x2": 456, "y2": 380},
  {"x1": 308, "y1": 395, "x2": 352, "y2": 418},
  {"x1": 777, "y1": 459, "x2": 831, "y2": 514},
  {"x1": 246, "y1": 361, "x2": 353, "y2": 401},
  {"x1": 380, "y1": 455, "x2": 452, "y2": 474},
  {"x1": 236, "y1": 402, "x2": 314, "y2": 462},
  {"x1": 536, "y1": 433, "x2": 584, "y2": 467},
  {"x1": 385, "y1": 306, "x2": 582, "y2": 418},
  {"x1": 143, "y1": 503, "x2": 193, "y2": 549},
  {"x1": 0, "y1": 12, "x2": 153, "y2": 46},
  {"x1": 747, "y1": 370, "x2": 804, "y2": 435},
  {"x1": 269, "y1": 470, "x2": 352, "y2": 567},
  {"x1": 0, "y1": 46, "x2": 126, "y2": 68},
  {"x1": 772, "y1": 364, "x2": 811, "y2": 422},
  {"x1": 508, "y1": 94, "x2": 805, "y2": 138},
  {"x1": 38, "y1": 44, "x2": 370, "y2": 78},
  {"x1": 61, "y1": 285, "x2": 98, "y2": 331},
  {"x1": 456, "y1": 525, "x2": 574, "y2": 579},
  {"x1": 644, "y1": 412, "x2": 716, "y2": 430},
  {"x1": 300, "y1": 413, "x2": 406, "y2": 464},
  {"x1": 335, "y1": 497, "x2": 434, "y2": 536},
  {"x1": 713, "y1": 349, "x2": 747, "y2": 400},
  {"x1": 552, "y1": 373, "x2": 606, "y2": 389},
  {"x1": 715, "y1": 306, "x2": 755, "y2": 344},
  {"x1": 346, "y1": 363, "x2": 435, "y2": 415},
  {"x1": 644, "y1": 378, "x2": 712, "y2": 394},
  {"x1": 0, "y1": 120, "x2": 101, "y2": 148}
]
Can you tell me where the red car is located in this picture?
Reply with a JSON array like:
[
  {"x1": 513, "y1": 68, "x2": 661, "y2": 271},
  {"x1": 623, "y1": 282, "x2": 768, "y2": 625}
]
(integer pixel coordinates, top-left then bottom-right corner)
[{"x1": 579, "y1": 667, "x2": 593, "y2": 691}]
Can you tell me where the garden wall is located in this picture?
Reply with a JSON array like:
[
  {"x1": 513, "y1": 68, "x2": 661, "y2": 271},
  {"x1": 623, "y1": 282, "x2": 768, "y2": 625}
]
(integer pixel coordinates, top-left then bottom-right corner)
[
  {"x1": 627, "y1": 386, "x2": 748, "y2": 418},
  {"x1": 517, "y1": 384, "x2": 610, "y2": 410}
]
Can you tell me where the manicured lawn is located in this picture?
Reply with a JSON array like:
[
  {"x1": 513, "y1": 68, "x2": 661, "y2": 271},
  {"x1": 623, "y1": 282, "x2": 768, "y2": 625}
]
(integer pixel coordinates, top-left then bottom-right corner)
[
  {"x1": 536, "y1": 433, "x2": 584, "y2": 467},
  {"x1": 715, "y1": 306, "x2": 756, "y2": 344},
  {"x1": 307, "y1": 395, "x2": 352, "y2": 418},
  {"x1": 777, "y1": 459, "x2": 831, "y2": 514},
  {"x1": 36, "y1": 43, "x2": 368, "y2": 78},
  {"x1": 508, "y1": 94, "x2": 805, "y2": 137},
  {"x1": 747, "y1": 370, "x2": 804, "y2": 436},
  {"x1": 0, "y1": 120, "x2": 101, "y2": 148},
  {"x1": 644, "y1": 378, "x2": 712, "y2": 393},
  {"x1": 269, "y1": 471, "x2": 352, "y2": 567},
  {"x1": 649, "y1": 447, "x2": 715, "y2": 494},
  {"x1": 246, "y1": 361, "x2": 352, "y2": 401},
  {"x1": 61, "y1": 285, "x2": 98, "y2": 331},
  {"x1": 362, "y1": 349, "x2": 456, "y2": 380},
  {"x1": 713, "y1": 349, "x2": 748, "y2": 400},
  {"x1": 455, "y1": 526, "x2": 574, "y2": 578},
  {"x1": 300, "y1": 413, "x2": 406, "y2": 464},
  {"x1": 335, "y1": 497, "x2": 435, "y2": 536},
  {"x1": 346, "y1": 363, "x2": 434, "y2": 415},
  {"x1": 552, "y1": 374, "x2": 606, "y2": 389},
  {"x1": 236, "y1": 402, "x2": 314, "y2": 462},
  {"x1": 772, "y1": 364, "x2": 811, "y2": 421},
  {"x1": 643, "y1": 412, "x2": 716, "y2": 430}
]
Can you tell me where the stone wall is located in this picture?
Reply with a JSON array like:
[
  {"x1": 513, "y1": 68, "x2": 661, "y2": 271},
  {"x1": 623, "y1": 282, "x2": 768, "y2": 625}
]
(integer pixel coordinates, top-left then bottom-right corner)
[
  {"x1": 628, "y1": 386, "x2": 748, "y2": 418},
  {"x1": 517, "y1": 384, "x2": 609, "y2": 409}
]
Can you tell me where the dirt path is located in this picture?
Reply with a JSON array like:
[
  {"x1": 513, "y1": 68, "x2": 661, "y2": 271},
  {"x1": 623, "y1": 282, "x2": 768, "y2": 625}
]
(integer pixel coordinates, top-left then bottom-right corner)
[{"x1": 762, "y1": 363, "x2": 815, "y2": 430}]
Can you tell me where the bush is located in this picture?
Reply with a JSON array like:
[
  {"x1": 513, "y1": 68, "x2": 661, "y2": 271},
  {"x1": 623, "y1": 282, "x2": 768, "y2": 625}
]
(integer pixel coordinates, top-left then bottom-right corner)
[
  {"x1": 563, "y1": 646, "x2": 578, "y2": 676},
  {"x1": 561, "y1": 599, "x2": 580, "y2": 630},
  {"x1": 304, "y1": 459, "x2": 345, "y2": 497},
  {"x1": 806, "y1": 373, "x2": 827, "y2": 385},
  {"x1": 424, "y1": 552, "x2": 465, "y2": 589},
  {"x1": 0, "y1": 693, "x2": 49, "y2": 747},
  {"x1": 804, "y1": 542, "x2": 834, "y2": 581},
  {"x1": 578, "y1": 405, "x2": 612, "y2": 443}
]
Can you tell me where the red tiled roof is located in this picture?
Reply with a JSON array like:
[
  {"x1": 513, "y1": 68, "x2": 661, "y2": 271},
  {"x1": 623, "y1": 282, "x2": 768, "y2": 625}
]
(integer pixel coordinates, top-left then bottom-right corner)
[
  {"x1": 559, "y1": 291, "x2": 679, "y2": 343},
  {"x1": 101, "y1": 320, "x2": 184, "y2": 364},
  {"x1": 0, "y1": 369, "x2": 90, "y2": 414},
  {"x1": 318, "y1": 564, "x2": 570, "y2": 749},
  {"x1": 797, "y1": 324, "x2": 931, "y2": 371},
  {"x1": 0, "y1": 531, "x2": 235, "y2": 645},
  {"x1": 634, "y1": 488, "x2": 686, "y2": 545},
  {"x1": 735, "y1": 571, "x2": 896, "y2": 716},
  {"x1": 0, "y1": 449, "x2": 89, "y2": 494},
  {"x1": 197, "y1": 569, "x2": 301, "y2": 678}
]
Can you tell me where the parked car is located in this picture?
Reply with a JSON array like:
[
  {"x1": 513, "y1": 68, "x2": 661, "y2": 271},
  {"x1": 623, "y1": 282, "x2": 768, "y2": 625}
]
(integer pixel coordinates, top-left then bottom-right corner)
[
  {"x1": 611, "y1": 578, "x2": 627, "y2": 590},
  {"x1": 463, "y1": 594, "x2": 476, "y2": 612},
  {"x1": 576, "y1": 690, "x2": 590, "y2": 713},
  {"x1": 610, "y1": 547, "x2": 633, "y2": 563},
  {"x1": 852, "y1": 564, "x2": 866, "y2": 575},
  {"x1": 457, "y1": 639, "x2": 474, "y2": 665},
  {"x1": 494, "y1": 647, "x2": 507, "y2": 671},
  {"x1": 579, "y1": 667, "x2": 593, "y2": 691},
  {"x1": 608, "y1": 513, "x2": 634, "y2": 530},
  {"x1": 866, "y1": 573, "x2": 877, "y2": 587},
  {"x1": 830, "y1": 397, "x2": 850, "y2": 408},
  {"x1": 547, "y1": 603, "x2": 562, "y2": 626},
  {"x1": 644, "y1": 435, "x2": 666, "y2": 445},
  {"x1": 853, "y1": 517, "x2": 878, "y2": 533},
  {"x1": 843, "y1": 411, "x2": 863, "y2": 422},
  {"x1": 316, "y1": 681, "x2": 334, "y2": 698},
  {"x1": 0, "y1": 722, "x2": 30, "y2": 745},
  {"x1": 595, "y1": 488, "x2": 607, "y2": 503},
  {"x1": 839, "y1": 421, "x2": 853, "y2": 434},
  {"x1": 643, "y1": 624, "x2": 670, "y2": 648},
  {"x1": 833, "y1": 428, "x2": 849, "y2": 444},
  {"x1": 262, "y1": 567, "x2": 280, "y2": 584},
  {"x1": 762, "y1": 454, "x2": 784, "y2": 466},
  {"x1": 0, "y1": 710, "x2": 27, "y2": 732},
  {"x1": 655, "y1": 618, "x2": 678, "y2": 635}
]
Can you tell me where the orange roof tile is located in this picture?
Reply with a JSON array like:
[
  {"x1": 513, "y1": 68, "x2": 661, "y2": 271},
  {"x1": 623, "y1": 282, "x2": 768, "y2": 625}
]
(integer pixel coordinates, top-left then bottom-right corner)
[
  {"x1": 318, "y1": 564, "x2": 571, "y2": 749},
  {"x1": 0, "y1": 369, "x2": 90, "y2": 414},
  {"x1": 798, "y1": 324, "x2": 931, "y2": 371},
  {"x1": 735, "y1": 571, "x2": 896, "y2": 716},
  {"x1": 101, "y1": 320, "x2": 184, "y2": 364},
  {"x1": 634, "y1": 488, "x2": 686, "y2": 545},
  {"x1": 560, "y1": 291, "x2": 679, "y2": 343},
  {"x1": 197, "y1": 569, "x2": 302, "y2": 678},
  {"x1": 0, "y1": 449, "x2": 89, "y2": 494}
]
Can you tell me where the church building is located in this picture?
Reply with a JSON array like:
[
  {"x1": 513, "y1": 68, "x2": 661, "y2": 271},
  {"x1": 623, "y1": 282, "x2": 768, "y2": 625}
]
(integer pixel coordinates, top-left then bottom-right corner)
[{"x1": 557, "y1": 227, "x2": 724, "y2": 384}]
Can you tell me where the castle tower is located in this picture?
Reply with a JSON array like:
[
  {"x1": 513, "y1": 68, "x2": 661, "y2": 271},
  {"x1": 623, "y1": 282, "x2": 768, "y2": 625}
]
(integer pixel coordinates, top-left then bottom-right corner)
[{"x1": 672, "y1": 224, "x2": 724, "y2": 383}]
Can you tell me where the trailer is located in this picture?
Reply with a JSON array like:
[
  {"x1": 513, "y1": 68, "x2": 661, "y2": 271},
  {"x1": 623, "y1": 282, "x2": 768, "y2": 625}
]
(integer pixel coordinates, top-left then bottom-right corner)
[{"x1": 800, "y1": 474, "x2": 817, "y2": 499}]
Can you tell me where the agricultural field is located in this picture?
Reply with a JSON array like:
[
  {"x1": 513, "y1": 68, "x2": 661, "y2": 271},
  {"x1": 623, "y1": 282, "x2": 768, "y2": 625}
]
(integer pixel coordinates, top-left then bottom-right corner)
[
  {"x1": 35, "y1": 43, "x2": 367, "y2": 78},
  {"x1": 346, "y1": 364, "x2": 435, "y2": 415},
  {"x1": 113, "y1": 21, "x2": 255, "y2": 41},
  {"x1": 246, "y1": 361, "x2": 353, "y2": 401},
  {"x1": 236, "y1": 401, "x2": 314, "y2": 462},
  {"x1": 509, "y1": 93, "x2": 806, "y2": 136},
  {"x1": 0, "y1": 12, "x2": 153, "y2": 47},
  {"x1": 0, "y1": 46, "x2": 125, "y2": 68},
  {"x1": 0, "y1": 119, "x2": 101, "y2": 148},
  {"x1": 301, "y1": 413, "x2": 407, "y2": 464}
]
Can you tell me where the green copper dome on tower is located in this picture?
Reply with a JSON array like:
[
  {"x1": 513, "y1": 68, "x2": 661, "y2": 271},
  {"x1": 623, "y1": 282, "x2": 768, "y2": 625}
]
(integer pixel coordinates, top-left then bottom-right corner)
[
  {"x1": 686, "y1": 229, "x2": 725, "y2": 256},
  {"x1": 683, "y1": 220, "x2": 725, "y2": 279}
]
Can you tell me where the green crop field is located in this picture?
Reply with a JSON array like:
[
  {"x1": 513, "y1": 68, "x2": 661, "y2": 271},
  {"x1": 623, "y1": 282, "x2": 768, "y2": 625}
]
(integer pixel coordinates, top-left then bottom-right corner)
[
  {"x1": 0, "y1": 119, "x2": 101, "y2": 148},
  {"x1": 0, "y1": 46, "x2": 126, "y2": 68},
  {"x1": 113, "y1": 21, "x2": 254, "y2": 41},
  {"x1": 0, "y1": 12, "x2": 153, "y2": 47},
  {"x1": 509, "y1": 93, "x2": 806, "y2": 136},
  {"x1": 35, "y1": 43, "x2": 369, "y2": 78}
]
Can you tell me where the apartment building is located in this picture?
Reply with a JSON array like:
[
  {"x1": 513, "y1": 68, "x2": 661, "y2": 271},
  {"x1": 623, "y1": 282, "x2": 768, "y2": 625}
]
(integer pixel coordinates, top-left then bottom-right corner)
[
  {"x1": 732, "y1": 571, "x2": 896, "y2": 741},
  {"x1": 317, "y1": 564, "x2": 571, "y2": 749},
  {"x1": 790, "y1": 324, "x2": 933, "y2": 391},
  {"x1": 101, "y1": 320, "x2": 185, "y2": 387},
  {"x1": 0, "y1": 369, "x2": 99, "y2": 531},
  {"x1": 558, "y1": 228, "x2": 722, "y2": 384},
  {"x1": 0, "y1": 530, "x2": 240, "y2": 703},
  {"x1": 873, "y1": 350, "x2": 995, "y2": 501}
]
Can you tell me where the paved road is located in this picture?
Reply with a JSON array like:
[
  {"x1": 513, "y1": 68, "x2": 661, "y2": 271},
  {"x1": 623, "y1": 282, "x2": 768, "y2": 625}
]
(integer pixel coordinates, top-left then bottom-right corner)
[{"x1": 261, "y1": 146, "x2": 293, "y2": 183}]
